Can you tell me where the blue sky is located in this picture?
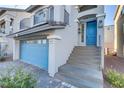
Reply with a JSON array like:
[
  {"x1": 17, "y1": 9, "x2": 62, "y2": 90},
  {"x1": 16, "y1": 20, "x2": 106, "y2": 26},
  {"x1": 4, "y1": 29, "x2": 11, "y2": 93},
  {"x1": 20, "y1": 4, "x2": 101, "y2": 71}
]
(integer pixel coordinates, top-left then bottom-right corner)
[
  {"x1": 0, "y1": 5, "x2": 116, "y2": 26},
  {"x1": 0, "y1": 5, "x2": 29, "y2": 9},
  {"x1": 104, "y1": 5, "x2": 116, "y2": 26}
]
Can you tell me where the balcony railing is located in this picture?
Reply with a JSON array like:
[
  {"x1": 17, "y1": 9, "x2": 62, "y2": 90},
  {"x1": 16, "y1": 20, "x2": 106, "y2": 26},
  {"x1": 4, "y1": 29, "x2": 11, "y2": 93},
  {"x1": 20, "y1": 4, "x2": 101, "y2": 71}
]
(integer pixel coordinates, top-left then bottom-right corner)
[
  {"x1": 20, "y1": 6, "x2": 54, "y2": 30},
  {"x1": 20, "y1": 18, "x2": 31, "y2": 30}
]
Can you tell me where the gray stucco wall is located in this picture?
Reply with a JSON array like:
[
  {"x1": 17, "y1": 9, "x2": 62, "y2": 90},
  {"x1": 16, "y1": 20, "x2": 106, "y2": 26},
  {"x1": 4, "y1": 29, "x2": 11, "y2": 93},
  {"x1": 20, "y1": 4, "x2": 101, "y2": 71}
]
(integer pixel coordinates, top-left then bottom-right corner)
[{"x1": 116, "y1": 15, "x2": 124, "y2": 57}]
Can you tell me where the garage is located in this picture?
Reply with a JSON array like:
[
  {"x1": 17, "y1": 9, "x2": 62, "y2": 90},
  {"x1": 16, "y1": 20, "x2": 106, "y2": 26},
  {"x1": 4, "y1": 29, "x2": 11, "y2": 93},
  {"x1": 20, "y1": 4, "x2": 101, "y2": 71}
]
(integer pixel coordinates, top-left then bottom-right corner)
[{"x1": 20, "y1": 39, "x2": 48, "y2": 70}]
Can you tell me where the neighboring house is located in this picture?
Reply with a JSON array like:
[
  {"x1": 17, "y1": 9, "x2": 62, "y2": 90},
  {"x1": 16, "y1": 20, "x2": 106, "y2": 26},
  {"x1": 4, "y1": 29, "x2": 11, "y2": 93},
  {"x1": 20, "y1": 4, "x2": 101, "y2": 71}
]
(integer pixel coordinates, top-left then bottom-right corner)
[
  {"x1": 7, "y1": 5, "x2": 105, "y2": 77},
  {"x1": 0, "y1": 8, "x2": 28, "y2": 57},
  {"x1": 114, "y1": 5, "x2": 124, "y2": 57},
  {"x1": 104, "y1": 25, "x2": 114, "y2": 55}
]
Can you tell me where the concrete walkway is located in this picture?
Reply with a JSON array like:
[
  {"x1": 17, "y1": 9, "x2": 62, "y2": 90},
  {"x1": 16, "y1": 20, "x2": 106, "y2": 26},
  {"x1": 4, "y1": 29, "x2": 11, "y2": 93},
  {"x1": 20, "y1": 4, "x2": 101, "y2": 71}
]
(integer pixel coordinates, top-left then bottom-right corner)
[
  {"x1": 0, "y1": 61, "x2": 75, "y2": 88},
  {"x1": 104, "y1": 56, "x2": 124, "y2": 88}
]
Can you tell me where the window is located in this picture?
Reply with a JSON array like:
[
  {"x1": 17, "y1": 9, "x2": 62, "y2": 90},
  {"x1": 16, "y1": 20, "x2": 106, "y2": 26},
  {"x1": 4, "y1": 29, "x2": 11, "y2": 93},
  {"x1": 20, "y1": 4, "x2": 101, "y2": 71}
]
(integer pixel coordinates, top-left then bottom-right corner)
[
  {"x1": 0, "y1": 22, "x2": 5, "y2": 33},
  {"x1": 20, "y1": 20, "x2": 25, "y2": 30},
  {"x1": 49, "y1": 6, "x2": 54, "y2": 22},
  {"x1": 64, "y1": 9, "x2": 69, "y2": 25},
  {"x1": 79, "y1": 5, "x2": 97, "y2": 12},
  {"x1": 22, "y1": 39, "x2": 47, "y2": 44},
  {"x1": 81, "y1": 24, "x2": 84, "y2": 42},
  {"x1": 34, "y1": 9, "x2": 47, "y2": 25},
  {"x1": 10, "y1": 18, "x2": 14, "y2": 26},
  {"x1": 20, "y1": 18, "x2": 30, "y2": 30}
]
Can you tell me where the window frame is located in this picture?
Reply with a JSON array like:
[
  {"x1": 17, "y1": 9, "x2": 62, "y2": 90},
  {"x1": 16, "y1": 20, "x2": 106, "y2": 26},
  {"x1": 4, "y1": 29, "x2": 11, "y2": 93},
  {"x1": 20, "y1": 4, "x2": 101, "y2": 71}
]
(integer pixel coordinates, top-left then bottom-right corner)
[
  {"x1": 33, "y1": 9, "x2": 48, "y2": 25},
  {"x1": 64, "y1": 9, "x2": 69, "y2": 25}
]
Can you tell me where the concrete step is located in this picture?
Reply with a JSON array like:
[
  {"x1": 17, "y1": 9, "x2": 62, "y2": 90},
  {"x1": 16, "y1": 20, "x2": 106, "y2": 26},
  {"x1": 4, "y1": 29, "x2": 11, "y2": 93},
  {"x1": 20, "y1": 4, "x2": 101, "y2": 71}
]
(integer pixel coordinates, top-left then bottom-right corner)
[
  {"x1": 74, "y1": 46, "x2": 101, "y2": 50},
  {"x1": 59, "y1": 64, "x2": 102, "y2": 80},
  {"x1": 73, "y1": 49, "x2": 101, "y2": 53},
  {"x1": 68, "y1": 58, "x2": 101, "y2": 64},
  {"x1": 71, "y1": 52, "x2": 101, "y2": 56},
  {"x1": 67, "y1": 61, "x2": 101, "y2": 67},
  {"x1": 55, "y1": 46, "x2": 103, "y2": 88},
  {"x1": 67, "y1": 62, "x2": 100, "y2": 71},
  {"x1": 55, "y1": 72, "x2": 103, "y2": 88},
  {"x1": 67, "y1": 63, "x2": 100, "y2": 71},
  {"x1": 69, "y1": 55, "x2": 101, "y2": 60}
]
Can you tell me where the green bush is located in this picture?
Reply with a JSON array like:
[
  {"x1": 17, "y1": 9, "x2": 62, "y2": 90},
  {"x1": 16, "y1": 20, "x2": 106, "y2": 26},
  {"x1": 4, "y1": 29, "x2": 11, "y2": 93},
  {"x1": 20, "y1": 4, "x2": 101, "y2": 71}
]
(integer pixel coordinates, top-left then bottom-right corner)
[
  {"x1": 105, "y1": 69, "x2": 124, "y2": 88},
  {"x1": 0, "y1": 67, "x2": 37, "y2": 88}
]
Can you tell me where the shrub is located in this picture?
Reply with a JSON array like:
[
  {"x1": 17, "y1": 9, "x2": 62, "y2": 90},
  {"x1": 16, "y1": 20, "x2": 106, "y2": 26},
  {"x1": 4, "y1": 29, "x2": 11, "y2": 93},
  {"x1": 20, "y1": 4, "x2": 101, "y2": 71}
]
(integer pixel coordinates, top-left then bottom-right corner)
[
  {"x1": 105, "y1": 69, "x2": 124, "y2": 88},
  {"x1": 0, "y1": 67, "x2": 37, "y2": 88}
]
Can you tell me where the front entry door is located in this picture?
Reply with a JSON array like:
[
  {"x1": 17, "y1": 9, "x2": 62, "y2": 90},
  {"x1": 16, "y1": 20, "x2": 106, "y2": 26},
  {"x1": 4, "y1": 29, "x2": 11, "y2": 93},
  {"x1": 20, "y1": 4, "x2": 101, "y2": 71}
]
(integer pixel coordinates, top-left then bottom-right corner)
[{"x1": 86, "y1": 20, "x2": 97, "y2": 45}]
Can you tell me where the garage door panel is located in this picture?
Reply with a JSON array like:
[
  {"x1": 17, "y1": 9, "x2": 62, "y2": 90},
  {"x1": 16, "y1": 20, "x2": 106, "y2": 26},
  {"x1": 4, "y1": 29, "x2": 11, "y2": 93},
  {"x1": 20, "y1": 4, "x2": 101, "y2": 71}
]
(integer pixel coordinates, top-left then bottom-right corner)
[{"x1": 20, "y1": 40, "x2": 48, "y2": 70}]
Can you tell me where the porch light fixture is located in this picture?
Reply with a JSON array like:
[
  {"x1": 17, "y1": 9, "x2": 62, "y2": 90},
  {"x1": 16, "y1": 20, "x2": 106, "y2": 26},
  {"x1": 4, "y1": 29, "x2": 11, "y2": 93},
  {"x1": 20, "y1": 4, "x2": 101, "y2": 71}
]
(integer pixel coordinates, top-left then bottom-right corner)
[{"x1": 98, "y1": 20, "x2": 103, "y2": 28}]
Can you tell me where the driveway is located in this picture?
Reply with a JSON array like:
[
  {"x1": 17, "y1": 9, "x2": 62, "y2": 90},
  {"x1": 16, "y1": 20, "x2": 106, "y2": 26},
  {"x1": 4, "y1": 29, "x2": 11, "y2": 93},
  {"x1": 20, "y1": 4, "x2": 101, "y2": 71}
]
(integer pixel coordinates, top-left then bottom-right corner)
[
  {"x1": 0, "y1": 61, "x2": 75, "y2": 88},
  {"x1": 104, "y1": 55, "x2": 124, "y2": 88}
]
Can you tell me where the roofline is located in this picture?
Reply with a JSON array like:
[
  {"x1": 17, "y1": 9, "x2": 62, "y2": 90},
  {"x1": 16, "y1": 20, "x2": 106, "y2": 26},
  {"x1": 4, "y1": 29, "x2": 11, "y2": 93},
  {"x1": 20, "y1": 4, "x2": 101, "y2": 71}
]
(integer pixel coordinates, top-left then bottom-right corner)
[
  {"x1": 114, "y1": 5, "x2": 120, "y2": 20},
  {"x1": 0, "y1": 7, "x2": 25, "y2": 12},
  {"x1": 25, "y1": 5, "x2": 42, "y2": 12}
]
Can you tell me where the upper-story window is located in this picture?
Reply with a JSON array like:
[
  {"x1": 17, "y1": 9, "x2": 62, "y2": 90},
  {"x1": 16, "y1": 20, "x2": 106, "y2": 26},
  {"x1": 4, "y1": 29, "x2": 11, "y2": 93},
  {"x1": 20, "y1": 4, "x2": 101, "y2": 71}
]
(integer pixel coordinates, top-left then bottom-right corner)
[
  {"x1": 79, "y1": 5, "x2": 97, "y2": 12},
  {"x1": 34, "y1": 9, "x2": 48, "y2": 25},
  {"x1": 0, "y1": 21, "x2": 5, "y2": 34},
  {"x1": 64, "y1": 9, "x2": 69, "y2": 25},
  {"x1": 20, "y1": 18, "x2": 31, "y2": 30},
  {"x1": 10, "y1": 18, "x2": 14, "y2": 26}
]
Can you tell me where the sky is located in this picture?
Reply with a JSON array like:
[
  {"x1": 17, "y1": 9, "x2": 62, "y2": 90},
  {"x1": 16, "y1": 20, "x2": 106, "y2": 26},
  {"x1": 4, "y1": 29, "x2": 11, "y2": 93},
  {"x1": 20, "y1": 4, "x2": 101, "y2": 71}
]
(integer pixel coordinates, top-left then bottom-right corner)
[
  {"x1": 104, "y1": 5, "x2": 116, "y2": 26},
  {"x1": 0, "y1": 5, "x2": 29, "y2": 9},
  {"x1": 0, "y1": 5, "x2": 117, "y2": 26}
]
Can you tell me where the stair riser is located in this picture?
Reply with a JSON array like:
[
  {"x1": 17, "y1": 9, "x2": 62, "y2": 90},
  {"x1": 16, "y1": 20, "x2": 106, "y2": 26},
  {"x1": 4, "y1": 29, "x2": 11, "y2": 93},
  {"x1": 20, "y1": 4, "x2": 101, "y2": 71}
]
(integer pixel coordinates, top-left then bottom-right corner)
[
  {"x1": 74, "y1": 47, "x2": 101, "y2": 49},
  {"x1": 68, "y1": 58, "x2": 101, "y2": 62},
  {"x1": 71, "y1": 52, "x2": 101, "y2": 56},
  {"x1": 73, "y1": 50, "x2": 101, "y2": 53},
  {"x1": 58, "y1": 65, "x2": 102, "y2": 78},
  {"x1": 67, "y1": 63, "x2": 100, "y2": 70},
  {"x1": 55, "y1": 74, "x2": 89, "y2": 88},
  {"x1": 68, "y1": 62, "x2": 101, "y2": 67},
  {"x1": 58, "y1": 72, "x2": 103, "y2": 84},
  {"x1": 55, "y1": 73, "x2": 103, "y2": 88},
  {"x1": 67, "y1": 61, "x2": 101, "y2": 68},
  {"x1": 69, "y1": 56, "x2": 101, "y2": 59}
]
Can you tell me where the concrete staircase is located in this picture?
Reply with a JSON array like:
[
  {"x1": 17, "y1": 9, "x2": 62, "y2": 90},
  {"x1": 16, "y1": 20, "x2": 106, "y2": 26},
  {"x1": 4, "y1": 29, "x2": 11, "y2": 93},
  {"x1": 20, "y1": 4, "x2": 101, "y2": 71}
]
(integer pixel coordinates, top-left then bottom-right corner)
[{"x1": 55, "y1": 46, "x2": 103, "y2": 88}]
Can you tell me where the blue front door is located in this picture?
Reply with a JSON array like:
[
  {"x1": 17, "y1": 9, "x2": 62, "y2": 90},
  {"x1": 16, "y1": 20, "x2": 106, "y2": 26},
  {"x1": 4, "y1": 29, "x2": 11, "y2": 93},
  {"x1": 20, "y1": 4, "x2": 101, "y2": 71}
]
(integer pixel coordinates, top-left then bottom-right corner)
[
  {"x1": 20, "y1": 39, "x2": 48, "y2": 70},
  {"x1": 86, "y1": 20, "x2": 97, "y2": 45}
]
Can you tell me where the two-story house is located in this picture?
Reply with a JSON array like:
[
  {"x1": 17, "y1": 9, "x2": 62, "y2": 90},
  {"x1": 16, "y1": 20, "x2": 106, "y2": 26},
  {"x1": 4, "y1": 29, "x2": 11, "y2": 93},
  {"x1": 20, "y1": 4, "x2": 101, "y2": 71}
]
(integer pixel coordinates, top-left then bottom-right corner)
[
  {"x1": 7, "y1": 5, "x2": 105, "y2": 87},
  {"x1": 0, "y1": 8, "x2": 29, "y2": 58}
]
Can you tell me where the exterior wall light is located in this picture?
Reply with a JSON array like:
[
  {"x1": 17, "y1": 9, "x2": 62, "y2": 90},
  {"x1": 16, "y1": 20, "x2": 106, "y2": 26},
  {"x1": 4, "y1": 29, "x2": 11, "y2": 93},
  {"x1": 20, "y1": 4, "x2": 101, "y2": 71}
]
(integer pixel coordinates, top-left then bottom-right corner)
[{"x1": 98, "y1": 20, "x2": 103, "y2": 28}]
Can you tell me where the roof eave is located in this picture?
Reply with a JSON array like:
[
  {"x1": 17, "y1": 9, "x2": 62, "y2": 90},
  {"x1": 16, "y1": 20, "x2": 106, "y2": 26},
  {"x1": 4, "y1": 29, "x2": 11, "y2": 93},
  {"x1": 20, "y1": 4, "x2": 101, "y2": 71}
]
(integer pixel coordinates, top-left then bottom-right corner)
[
  {"x1": 25, "y1": 5, "x2": 42, "y2": 13},
  {"x1": 0, "y1": 7, "x2": 25, "y2": 12}
]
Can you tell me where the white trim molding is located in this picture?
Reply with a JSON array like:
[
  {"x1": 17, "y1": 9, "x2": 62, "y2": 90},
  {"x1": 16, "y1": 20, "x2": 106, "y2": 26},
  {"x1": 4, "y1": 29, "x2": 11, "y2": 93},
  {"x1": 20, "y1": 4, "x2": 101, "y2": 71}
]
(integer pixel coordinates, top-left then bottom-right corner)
[
  {"x1": 47, "y1": 35, "x2": 62, "y2": 40},
  {"x1": 96, "y1": 13, "x2": 106, "y2": 18}
]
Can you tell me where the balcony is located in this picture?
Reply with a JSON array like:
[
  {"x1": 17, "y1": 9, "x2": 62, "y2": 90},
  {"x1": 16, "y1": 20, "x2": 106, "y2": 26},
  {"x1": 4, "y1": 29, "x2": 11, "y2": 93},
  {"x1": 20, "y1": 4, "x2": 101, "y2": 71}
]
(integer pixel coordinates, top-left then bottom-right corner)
[
  {"x1": 20, "y1": 18, "x2": 31, "y2": 30},
  {"x1": 8, "y1": 6, "x2": 67, "y2": 38},
  {"x1": 20, "y1": 6, "x2": 55, "y2": 30},
  {"x1": 78, "y1": 5, "x2": 97, "y2": 13}
]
